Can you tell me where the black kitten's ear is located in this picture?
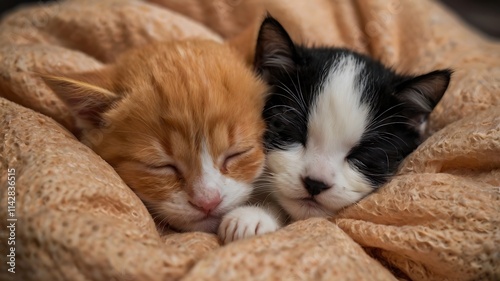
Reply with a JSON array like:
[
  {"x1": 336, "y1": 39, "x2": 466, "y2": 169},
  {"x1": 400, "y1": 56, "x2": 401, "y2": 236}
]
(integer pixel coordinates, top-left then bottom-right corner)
[
  {"x1": 395, "y1": 69, "x2": 452, "y2": 133},
  {"x1": 254, "y1": 15, "x2": 298, "y2": 77}
]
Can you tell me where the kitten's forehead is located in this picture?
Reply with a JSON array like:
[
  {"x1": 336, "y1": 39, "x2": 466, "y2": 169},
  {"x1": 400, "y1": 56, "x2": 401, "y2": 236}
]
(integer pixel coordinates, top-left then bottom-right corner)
[{"x1": 308, "y1": 55, "x2": 370, "y2": 151}]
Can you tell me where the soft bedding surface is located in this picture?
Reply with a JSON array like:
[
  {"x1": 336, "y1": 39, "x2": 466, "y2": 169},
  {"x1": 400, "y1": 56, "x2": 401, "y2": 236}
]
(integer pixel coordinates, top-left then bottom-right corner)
[{"x1": 0, "y1": 0, "x2": 499, "y2": 280}]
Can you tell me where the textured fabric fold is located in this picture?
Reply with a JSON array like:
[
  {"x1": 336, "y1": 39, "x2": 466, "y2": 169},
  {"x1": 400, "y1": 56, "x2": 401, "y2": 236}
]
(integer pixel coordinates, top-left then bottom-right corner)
[{"x1": 0, "y1": 0, "x2": 498, "y2": 280}]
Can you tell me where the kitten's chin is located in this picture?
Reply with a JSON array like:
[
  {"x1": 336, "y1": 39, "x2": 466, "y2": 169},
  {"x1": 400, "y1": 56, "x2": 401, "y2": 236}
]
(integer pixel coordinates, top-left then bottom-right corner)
[
  {"x1": 276, "y1": 195, "x2": 333, "y2": 221},
  {"x1": 175, "y1": 216, "x2": 222, "y2": 233},
  {"x1": 146, "y1": 201, "x2": 223, "y2": 234}
]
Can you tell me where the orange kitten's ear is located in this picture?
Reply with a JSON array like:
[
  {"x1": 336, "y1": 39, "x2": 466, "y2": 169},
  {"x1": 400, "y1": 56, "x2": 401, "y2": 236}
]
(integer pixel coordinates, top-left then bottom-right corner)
[{"x1": 40, "y1": 68, "x2": 119, "y2": 129}]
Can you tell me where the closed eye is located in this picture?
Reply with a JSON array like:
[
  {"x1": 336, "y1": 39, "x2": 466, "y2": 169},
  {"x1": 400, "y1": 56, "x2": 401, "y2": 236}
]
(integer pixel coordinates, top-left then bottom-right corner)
[
  {"x1": 222, "y1": 147, "x2": 253, "y2": 171},
  {"x1": 147, "y1": 163, "x2": 180, "y2": 175}
]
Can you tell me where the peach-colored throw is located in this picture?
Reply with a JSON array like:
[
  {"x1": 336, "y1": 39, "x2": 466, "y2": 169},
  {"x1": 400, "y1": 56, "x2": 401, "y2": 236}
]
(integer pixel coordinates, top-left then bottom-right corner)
[{"x1": 0, "y1": 0, "x2": 498, "y2": 280}]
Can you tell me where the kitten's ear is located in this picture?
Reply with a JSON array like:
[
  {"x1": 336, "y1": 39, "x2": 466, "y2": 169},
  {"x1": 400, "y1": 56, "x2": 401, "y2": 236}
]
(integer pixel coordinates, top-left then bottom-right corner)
[
  {"x1": 395, "y1": 69, "x2": 452, "y2": 133},
  {"x1": 254, "y1": 15, "x2": 298, "y2": 78},
  {"x1": 40, "y1": 68, "x2": 119, "y2": 129}
]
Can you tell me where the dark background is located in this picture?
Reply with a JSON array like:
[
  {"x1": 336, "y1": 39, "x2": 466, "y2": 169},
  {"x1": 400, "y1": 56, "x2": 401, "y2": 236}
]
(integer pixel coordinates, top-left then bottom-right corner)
[{"x1": 1, "y1": 0, "x2": 500, "y2": 38}]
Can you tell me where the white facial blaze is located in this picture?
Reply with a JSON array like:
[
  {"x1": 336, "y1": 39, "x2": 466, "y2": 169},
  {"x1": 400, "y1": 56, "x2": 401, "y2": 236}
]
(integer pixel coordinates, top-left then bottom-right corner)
[
  {"x1": 191, "y1": 144, "x2": 224, "y2": 203},
  {"x1": 308, "y1": 56, "x2": 369, "y2": 153},
  {"x1": 306, "y1": 56, "x2": 372, "y2": 192}
]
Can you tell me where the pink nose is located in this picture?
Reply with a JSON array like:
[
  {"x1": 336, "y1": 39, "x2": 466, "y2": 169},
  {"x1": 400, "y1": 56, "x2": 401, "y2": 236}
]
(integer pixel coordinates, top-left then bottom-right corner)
[{"x1": 189, "y1": 195, "x2": 222, "y2": 214}]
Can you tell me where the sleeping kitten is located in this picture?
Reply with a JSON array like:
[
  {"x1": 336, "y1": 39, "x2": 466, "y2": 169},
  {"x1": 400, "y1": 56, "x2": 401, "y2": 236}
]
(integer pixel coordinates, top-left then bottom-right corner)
[
  {"x1": 41, "y1": 40, "x2": 270, "y2": 234},
  {"x1": 219, "y1": 16, "x2": 451, "y2": 242}
]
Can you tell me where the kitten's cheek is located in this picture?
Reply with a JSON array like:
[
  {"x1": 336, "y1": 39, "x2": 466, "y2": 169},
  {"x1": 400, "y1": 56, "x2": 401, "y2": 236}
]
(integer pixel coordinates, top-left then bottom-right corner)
[{"x1": 189, "y1": 216, "x2": 221, "y2": 233}]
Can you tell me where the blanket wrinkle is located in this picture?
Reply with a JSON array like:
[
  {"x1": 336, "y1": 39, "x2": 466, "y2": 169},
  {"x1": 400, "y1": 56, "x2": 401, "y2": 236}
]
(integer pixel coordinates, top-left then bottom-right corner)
[{"x1": 0, "y1": 0, "x2": 499, "y2": 280}]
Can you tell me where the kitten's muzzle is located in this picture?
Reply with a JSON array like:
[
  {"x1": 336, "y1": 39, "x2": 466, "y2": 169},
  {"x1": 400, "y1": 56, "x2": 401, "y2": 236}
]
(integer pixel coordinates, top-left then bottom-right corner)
[
  {"x1": 303, "y1": 177, "x2": 331, "y2": 196},
  {"x1": 188, "y1": 195, "x2": 222, "y2": 215}
]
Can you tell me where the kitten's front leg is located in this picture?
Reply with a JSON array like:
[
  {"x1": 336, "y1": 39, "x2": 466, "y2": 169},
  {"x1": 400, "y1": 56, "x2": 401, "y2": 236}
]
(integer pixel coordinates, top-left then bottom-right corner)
[{"x1": 218, "y1": 206, "x2": 281, "y2": 244}]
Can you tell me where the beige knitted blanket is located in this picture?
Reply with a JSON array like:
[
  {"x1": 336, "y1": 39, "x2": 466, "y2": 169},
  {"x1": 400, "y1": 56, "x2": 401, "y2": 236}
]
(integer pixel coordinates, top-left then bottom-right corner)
[{"x1": 0, "y1": 0, "x2": 499, "y2": 280}]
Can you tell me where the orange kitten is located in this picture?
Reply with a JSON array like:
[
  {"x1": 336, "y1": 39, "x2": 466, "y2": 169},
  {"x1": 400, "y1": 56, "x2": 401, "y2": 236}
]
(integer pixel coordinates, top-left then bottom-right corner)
[{"x1": 42, "y1": 40, "x2": 272, "y2": 234}]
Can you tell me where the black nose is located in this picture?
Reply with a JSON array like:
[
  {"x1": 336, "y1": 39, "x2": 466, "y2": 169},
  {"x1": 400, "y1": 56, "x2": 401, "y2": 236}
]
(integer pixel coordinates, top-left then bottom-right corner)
[{"x1": 303, "y1": 177, "x2": 331, "y2": 196}]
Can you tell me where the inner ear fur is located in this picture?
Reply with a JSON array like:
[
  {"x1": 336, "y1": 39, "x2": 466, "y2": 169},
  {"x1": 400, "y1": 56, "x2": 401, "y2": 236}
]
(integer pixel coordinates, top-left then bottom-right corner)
[
  {"x1": 254, "y1": 15, "x2": 298, "y2": 77},
  {"x1": 40, "y1": 67, "x2": 120, "y2": 129},
  {"x1": 394, "y1": 69, "x2": 452, "y2": 132}
]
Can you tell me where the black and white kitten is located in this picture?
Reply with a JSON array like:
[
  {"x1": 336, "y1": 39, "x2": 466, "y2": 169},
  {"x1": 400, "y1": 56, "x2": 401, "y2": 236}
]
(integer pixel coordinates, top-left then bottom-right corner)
[{"x1": 218, "y1": 16, "x2": 451, "y2": 243}]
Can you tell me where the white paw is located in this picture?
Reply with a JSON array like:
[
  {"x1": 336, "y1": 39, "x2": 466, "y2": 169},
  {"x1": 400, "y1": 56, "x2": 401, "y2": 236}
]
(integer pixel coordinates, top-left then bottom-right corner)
[{"x1": 218, "y1": 206, "x2": 280, "y2": 244}]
